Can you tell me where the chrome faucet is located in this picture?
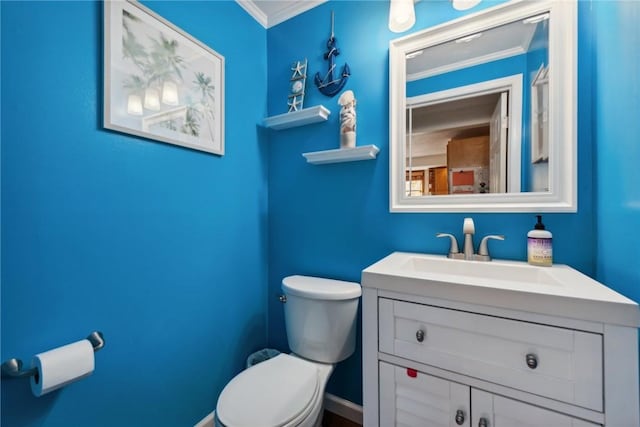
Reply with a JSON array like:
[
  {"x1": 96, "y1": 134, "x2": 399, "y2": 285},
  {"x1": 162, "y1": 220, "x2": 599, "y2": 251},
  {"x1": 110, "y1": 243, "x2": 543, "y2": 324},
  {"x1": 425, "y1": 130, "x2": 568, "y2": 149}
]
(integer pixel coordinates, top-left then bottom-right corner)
[
  {"x1": 462, "y1": 218, "x2": 475, "y2": 260},
  {"x1": 475, "y1": 235, "x2": 505, "y2": 261},
  {"x1": 437, "y1": 218, "x2": 505, "y2": 261},
  {"x1": 435, "y1": 233, "x2": 463, "y2": 259}
]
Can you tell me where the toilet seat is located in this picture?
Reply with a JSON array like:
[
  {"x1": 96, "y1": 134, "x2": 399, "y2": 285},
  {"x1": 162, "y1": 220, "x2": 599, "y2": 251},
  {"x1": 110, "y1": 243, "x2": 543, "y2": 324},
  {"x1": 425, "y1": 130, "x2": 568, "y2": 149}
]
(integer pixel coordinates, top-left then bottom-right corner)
[{"x1": 216, "y1": 354, "x2": 321, "y2": 427}]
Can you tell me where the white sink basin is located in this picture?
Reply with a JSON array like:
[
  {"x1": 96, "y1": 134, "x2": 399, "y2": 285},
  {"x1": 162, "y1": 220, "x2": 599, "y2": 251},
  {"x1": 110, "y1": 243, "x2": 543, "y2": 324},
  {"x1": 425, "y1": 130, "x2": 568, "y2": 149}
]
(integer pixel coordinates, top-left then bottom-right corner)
[
  {"x1": 403, "y1": 255, "x2": 562, "y2": 287},
  {"x1": 362, "y1": 252, "x2": 640, "y2": 327}
]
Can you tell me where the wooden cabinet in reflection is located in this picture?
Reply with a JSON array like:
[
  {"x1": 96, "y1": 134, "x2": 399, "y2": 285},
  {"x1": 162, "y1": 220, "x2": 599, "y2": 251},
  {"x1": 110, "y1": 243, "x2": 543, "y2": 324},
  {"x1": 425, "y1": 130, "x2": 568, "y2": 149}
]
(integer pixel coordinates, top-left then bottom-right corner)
[
  {"x1": 447, "y1": 135, "x2": 490, "y2": 194},
  {"x1": 428, "y1": 166, "x2": 448, "y2": 195}
]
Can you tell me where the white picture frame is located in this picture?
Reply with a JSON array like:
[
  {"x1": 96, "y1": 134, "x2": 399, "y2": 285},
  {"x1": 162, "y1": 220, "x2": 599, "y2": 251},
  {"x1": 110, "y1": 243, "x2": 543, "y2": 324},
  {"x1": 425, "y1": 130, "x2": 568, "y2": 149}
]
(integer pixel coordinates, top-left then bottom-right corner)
[{"x1": 104, "y1": 0, "x2": 224, "y2": 155}]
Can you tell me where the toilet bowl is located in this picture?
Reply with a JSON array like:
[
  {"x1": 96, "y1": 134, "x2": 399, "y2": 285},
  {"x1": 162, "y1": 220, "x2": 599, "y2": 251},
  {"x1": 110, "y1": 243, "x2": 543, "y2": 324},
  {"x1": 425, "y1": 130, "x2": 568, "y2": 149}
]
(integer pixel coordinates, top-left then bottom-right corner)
[
  {"x1": 215, "y1": 275, "x2": 361, "y2": 427},
  {"x1": 215, "y1": 353, "x2": 333, "y2": 427}
]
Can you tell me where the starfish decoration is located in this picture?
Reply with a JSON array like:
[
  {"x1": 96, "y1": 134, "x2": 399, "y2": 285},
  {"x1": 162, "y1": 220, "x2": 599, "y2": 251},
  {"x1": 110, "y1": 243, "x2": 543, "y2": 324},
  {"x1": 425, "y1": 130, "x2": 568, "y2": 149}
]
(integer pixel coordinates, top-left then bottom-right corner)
[
  {"x1": 288, "y1": 97, "x2": 302, "y2": 112},
  {"x1": 291, "y1": 61, "x2": 306, "y2": 79}
]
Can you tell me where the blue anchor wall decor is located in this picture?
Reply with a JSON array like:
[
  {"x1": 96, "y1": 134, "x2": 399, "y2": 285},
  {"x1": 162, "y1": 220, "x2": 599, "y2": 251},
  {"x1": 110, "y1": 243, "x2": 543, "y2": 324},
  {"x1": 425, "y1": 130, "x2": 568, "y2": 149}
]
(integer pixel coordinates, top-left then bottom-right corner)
[{"x1": 314, "y1": 11, "x2": 350, "y2": 97}]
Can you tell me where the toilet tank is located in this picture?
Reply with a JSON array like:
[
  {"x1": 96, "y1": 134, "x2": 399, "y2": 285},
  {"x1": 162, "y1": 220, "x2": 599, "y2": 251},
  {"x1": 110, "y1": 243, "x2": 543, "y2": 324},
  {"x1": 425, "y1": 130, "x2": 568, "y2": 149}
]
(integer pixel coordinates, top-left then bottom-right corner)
[{"x1": 282, "y1": 275, "x2": 361, "y2": 363}]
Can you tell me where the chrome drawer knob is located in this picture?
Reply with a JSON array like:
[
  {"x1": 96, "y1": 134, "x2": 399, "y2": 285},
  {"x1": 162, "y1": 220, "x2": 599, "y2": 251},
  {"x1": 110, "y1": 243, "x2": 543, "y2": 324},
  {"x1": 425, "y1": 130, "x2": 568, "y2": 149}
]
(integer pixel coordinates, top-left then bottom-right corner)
[
  {"x1": 526, "y1": 353, "x2": 538, "y2": 369},
  {"x1": 479, "y1": 417, "x2": 488, "y2": 427},
  {"x1": 455, "y1": 409, "x2": 465, "y2": 425},
  {"x1": 416, "y1": 329, "x2": 425, "y2": 342}
]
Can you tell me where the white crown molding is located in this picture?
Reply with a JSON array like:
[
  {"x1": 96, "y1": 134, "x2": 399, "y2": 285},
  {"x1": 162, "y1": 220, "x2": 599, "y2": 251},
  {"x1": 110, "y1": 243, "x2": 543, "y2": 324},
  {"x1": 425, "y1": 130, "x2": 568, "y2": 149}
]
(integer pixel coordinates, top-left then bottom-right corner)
[
  {"x1": 268, "y1": 0, "x2": 327, "y2": 28},
  {"x1": 236, "y1": 0, "x2": 328, "y2": 29},
  {"x1": 236, "y1": 0, "x2": 268, "y2": 28},
  {"x1": 407, "y1": 46, "x2": 526, "y2": 81}
]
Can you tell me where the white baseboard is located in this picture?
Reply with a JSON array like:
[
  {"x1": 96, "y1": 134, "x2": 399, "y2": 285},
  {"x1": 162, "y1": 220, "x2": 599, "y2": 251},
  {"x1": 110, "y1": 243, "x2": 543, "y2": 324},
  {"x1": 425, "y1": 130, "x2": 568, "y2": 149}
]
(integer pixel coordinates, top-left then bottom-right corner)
[
  {"x1": 194, "y1": 411, "x2": 215, "y2": 427},
  {"x1": 195, "y1": 393, "x2": 363, "y2": 427},
  {"x1": 324, "y1": 392, "x2": 363, "y2": 425}
]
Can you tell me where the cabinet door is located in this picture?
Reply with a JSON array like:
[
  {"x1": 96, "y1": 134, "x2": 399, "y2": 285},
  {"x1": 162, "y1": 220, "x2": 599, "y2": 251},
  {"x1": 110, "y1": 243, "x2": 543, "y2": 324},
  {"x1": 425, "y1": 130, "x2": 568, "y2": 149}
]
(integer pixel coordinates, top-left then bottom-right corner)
[
  {"x1": 380, "y1": 361, "x2": 470, "y2": 427},
  {"x1": 471, "y1": 389, "x2": 601, "y2": 427}
]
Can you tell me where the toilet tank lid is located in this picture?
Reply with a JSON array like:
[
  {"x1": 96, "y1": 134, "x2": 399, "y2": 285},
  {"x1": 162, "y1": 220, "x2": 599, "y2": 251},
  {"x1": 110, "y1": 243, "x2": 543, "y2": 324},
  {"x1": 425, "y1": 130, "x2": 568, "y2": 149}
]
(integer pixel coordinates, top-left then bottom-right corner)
[{"x1": 282, "y1": 275, "x2": 361, "y2": 300}]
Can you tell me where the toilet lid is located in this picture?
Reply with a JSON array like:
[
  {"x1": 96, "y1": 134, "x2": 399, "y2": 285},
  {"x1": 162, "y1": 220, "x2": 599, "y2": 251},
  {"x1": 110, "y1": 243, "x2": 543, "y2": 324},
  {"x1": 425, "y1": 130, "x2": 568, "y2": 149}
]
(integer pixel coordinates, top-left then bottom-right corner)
[{"x1": 216, "y1": 354, "x2": 319, "y2": 427}]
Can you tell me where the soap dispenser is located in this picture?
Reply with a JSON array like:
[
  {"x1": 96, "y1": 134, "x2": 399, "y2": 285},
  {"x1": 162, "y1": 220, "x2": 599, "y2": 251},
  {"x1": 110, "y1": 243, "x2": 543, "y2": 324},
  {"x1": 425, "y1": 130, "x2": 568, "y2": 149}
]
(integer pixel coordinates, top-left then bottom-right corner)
[{"x1": 527, "y1": 215, "x2": 552, "y2": 266}]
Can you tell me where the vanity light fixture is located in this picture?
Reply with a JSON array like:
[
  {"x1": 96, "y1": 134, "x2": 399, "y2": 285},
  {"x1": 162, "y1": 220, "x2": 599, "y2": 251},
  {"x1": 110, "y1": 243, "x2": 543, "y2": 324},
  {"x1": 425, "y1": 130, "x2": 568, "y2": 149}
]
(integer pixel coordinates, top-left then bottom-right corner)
[
  {"x1": 523, "y1": 13, "x2": 550, "y2": 24},
  {"x1": 389, "y1": 0, "x2": 416, "y2": 33},
  {"x1": 455, "y1": 32, "x2": 483, "y2": 43},
  {"x1": 452, "y1": 0, "x2": 482, "y2": 11}
]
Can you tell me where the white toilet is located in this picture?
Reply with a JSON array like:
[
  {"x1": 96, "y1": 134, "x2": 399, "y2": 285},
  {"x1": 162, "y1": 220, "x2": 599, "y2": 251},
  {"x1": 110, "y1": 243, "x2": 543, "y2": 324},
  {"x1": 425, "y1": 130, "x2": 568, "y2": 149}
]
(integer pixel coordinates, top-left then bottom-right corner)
[{"x1": 214, "y1": 275, "x2": 361, "y2": 427}]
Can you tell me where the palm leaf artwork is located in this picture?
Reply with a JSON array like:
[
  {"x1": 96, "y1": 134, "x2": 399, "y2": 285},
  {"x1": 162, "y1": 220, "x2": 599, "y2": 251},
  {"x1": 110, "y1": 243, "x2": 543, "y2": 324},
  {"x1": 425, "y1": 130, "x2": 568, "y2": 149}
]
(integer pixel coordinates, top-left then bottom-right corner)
[
  {"x1": 123, "y1": 30, "x2": 185, "y2": 88},
  {"x1": 122, "y1": 75, "x2": 146, "y2": 92},
  {"x1": 121, "y1": 9, "x2": 199, "y2": 136},
  {"x1": 181, "y1": 106, "x2": 202, "y2": 136},
  {"x1": 193, "y1": 72, "x2": 216, "y2": 140},
  {"x1": 122, "y1": 11, "x2": 148, "y2": 71},
  {"x1": 114, "y1": 4, "x2": 222, "y2": 151},
  {"x1": 194, "y1": 72, "x2": 215, "y2": 102},
  {"x1": 149, "y1": 34, "x2": 184, "y2": 83}
]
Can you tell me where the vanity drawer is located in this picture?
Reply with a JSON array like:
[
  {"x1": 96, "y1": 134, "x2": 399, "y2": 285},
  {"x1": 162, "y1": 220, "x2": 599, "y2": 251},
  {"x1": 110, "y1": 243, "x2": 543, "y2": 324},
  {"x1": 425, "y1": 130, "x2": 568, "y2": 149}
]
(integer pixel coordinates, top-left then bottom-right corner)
[{"x1": 378, "y1": 298, "x2": 603, "y2": 412}]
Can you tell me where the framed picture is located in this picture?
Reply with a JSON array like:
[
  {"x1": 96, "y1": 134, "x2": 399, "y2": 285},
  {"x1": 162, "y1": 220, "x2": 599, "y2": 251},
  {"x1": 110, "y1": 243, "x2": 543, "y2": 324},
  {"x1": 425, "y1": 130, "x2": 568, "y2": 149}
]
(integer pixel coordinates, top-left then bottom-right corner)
[{"x1": 104, "y1": 0, "x2": 224, "y2": 155}]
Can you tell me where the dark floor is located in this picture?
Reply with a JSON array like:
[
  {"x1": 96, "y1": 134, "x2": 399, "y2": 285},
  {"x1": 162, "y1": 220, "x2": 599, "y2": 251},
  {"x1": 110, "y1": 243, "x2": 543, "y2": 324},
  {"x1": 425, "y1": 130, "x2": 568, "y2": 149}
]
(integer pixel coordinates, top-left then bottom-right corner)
[{"x1": 322, "y1": 410, "x2": 362, "y2": 427}]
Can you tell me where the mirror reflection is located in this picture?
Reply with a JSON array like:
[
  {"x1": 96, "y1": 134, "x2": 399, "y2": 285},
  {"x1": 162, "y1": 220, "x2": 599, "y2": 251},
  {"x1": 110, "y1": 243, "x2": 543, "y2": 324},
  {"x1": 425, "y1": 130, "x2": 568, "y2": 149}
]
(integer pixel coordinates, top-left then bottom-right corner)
[{"x1": 404, "y1": 12, "x2": 549, "y2": 196}]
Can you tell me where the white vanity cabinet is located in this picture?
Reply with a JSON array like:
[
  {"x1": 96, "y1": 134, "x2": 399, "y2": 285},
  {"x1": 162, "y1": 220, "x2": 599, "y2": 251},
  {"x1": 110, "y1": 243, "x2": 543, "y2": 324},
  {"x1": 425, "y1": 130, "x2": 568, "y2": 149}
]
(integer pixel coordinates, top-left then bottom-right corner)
[
  {"x1": 379, "y1": 361, "x2": 599, "y2": 427},
  {"x1": 362, "y1": 252, "x2": 640, "y2": 427},
  {"x1": 379, "y1": 298, "x2": 603, "y2": 411}
]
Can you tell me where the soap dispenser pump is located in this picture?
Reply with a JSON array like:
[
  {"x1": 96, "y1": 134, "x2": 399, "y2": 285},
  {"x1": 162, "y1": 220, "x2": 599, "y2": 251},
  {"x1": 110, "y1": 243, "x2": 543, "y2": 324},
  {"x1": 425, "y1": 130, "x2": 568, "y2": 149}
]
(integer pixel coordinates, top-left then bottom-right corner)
[{"x1": 527, "y1": 215, "x2": 552, "y2": 266}]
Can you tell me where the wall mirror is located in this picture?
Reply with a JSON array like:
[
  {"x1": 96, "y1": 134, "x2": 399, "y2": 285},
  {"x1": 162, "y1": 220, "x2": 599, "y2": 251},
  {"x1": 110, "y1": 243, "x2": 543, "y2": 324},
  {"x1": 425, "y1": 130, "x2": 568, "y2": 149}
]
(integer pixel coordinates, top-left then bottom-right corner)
[{"x1": 389, "y1": 0, "x2": 577, "y2": 212}]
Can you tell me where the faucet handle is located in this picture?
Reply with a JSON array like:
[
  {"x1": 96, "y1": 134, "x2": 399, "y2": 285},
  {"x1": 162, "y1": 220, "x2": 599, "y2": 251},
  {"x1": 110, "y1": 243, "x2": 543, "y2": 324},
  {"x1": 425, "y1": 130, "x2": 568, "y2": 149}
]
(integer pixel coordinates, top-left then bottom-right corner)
[
  {"x1": 477, "y1": 235, "x2": 505, "y2": 259},
  {"x1": 436, "y1": 233, "x2": 460, "y2": 257}
]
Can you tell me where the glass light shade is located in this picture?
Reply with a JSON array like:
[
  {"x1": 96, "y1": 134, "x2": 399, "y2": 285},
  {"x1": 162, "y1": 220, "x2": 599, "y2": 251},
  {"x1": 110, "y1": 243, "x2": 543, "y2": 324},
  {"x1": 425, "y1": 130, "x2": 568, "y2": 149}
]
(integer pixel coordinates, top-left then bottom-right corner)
[
  {"x1": 452, "y1": 0, "x2": 481, "y2": 11},
  {"x1": 144, "y1": 88, "x2": 161, "y2": 111},
  {"x1": 389, "y1": 0, "x2": 416, "y2": 33},
  {"x1": 127, "y1": 94, "x2": 143, "y2": 116},
  {"x1": 161, "y1": 81, "x2": 179, "y2": 106}
]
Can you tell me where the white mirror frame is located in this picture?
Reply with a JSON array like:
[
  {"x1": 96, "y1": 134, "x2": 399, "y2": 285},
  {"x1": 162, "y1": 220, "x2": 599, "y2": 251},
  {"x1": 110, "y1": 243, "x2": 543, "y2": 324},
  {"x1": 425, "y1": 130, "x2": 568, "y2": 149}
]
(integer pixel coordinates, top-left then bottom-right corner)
[{"x1": 389, "y1": 0, "x2": 577, "y2": 212}]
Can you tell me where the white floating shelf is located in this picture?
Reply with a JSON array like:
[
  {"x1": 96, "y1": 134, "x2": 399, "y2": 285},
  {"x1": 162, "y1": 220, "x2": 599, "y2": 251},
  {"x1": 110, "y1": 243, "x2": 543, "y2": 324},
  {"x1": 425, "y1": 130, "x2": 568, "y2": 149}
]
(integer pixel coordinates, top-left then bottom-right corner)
[
  {"x1": 302, "y1": 145, "x2": 380, "y2": 165},
  {"x1": 262, "y1": 105, "x2": 330, "y2": 130}
]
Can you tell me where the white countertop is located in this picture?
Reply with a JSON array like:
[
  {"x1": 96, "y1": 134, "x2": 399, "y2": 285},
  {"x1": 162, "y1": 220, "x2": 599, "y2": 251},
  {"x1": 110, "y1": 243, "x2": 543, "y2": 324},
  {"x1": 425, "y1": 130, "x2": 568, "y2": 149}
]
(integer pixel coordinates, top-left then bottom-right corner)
[{"x1": 362, "y1": 252, "x2": 640, "y2": 327}]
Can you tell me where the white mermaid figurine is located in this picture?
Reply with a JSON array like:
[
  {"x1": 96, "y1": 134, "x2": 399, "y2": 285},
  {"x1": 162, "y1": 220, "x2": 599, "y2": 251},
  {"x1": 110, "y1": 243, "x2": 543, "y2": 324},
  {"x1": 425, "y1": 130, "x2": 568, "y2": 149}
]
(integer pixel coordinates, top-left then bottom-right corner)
[{"x1": 338, "y1": 90, "x2": 356, "y2": 148}]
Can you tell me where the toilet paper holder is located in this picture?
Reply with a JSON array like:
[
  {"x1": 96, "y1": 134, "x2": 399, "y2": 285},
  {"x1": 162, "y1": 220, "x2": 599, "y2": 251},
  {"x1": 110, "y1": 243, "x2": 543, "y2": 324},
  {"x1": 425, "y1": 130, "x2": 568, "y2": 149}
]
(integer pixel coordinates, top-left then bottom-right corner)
[{"x1": 1, "y1": 331, "x2": 105, "y2": 379}]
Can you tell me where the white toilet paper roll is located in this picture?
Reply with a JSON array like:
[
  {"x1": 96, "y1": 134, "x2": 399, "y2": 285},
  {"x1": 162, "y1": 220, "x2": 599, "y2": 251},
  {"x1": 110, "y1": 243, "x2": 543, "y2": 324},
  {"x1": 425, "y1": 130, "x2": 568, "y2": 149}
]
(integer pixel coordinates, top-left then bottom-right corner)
[{"x1": 30, "y1": 339, "x2": 95, "y2": 397}]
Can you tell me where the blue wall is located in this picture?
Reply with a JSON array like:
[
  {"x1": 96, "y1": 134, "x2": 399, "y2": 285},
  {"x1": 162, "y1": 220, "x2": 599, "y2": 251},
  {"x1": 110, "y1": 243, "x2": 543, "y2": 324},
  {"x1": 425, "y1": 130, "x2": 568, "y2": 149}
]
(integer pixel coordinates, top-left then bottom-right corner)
[
  {"x1": 266, "y1": 0, "x2": 597, "y2": 405},
  {"x1": 1, "y1": 1, "x2": 268, "y2": 426},
  {"x1": 2, "y1": 0, "x2": 637, "y2": 424},
  {"x1": 593, "y1": 2, "x2": 640, "y2": 307}
]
